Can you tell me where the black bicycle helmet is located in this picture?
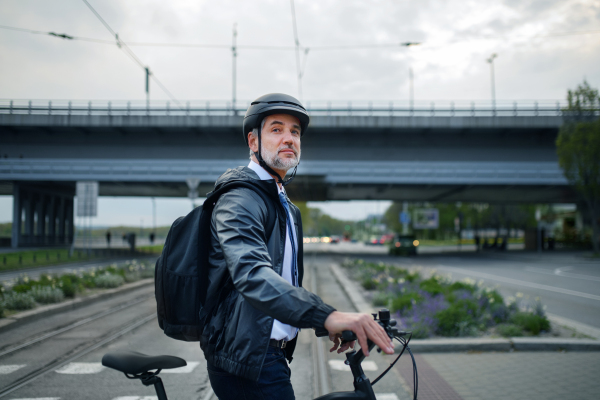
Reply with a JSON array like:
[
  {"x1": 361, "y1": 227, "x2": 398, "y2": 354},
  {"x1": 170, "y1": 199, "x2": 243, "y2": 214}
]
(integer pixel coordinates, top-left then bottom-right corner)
[
  {"x1": 243, "y1": 93, "x2": 310, "y2": 145},
  {"x1": 243, "y1": 93, "x2": 309, "y2": 186}
]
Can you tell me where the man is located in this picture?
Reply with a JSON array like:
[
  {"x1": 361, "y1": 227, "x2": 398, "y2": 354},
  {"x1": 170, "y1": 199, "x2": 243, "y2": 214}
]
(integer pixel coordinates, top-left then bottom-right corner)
[{"x1": 201, "y1": 93, "x2": 393, "y2": 399}]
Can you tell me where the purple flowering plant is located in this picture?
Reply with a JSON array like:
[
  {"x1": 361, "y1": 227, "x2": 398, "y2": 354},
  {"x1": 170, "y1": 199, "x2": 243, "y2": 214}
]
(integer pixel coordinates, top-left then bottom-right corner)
[{"x1": 342, "y1": 258, "x2": 550, "y2": 338}]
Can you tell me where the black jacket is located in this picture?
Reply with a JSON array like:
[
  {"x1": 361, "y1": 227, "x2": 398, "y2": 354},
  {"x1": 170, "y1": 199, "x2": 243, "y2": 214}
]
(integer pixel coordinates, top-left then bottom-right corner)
[{"x1": 200, "y1": 167, "x2": 336, "y2": 381}]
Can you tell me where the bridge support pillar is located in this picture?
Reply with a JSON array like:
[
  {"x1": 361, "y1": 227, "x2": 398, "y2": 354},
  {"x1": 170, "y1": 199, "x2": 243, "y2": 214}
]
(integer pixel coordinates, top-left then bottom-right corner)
[{"x1": 11, "y1": 182, "x2": 75, "y2": 248}]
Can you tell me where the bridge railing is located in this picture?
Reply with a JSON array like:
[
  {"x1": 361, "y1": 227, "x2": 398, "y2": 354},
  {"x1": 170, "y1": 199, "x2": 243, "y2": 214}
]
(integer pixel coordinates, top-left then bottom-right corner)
[{"x1": 0, "y1": 99, "x2": 593, "y2": 118}]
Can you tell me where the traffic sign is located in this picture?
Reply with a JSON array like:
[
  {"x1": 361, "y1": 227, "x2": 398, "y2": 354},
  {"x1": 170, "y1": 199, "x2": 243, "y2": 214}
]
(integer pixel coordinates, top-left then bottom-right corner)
[
  {"x1": 399, "y1": 211, "x2": 411, "y2": 224},
  {"x1": 76, "y1": 181, "x2": 98, "y2": 217}
]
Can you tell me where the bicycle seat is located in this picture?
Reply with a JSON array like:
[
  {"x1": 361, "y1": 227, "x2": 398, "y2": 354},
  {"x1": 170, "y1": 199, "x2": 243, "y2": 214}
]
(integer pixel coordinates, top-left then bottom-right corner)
[{"x1": 102, "y1": 351, "x2": 187, "y2": 374}]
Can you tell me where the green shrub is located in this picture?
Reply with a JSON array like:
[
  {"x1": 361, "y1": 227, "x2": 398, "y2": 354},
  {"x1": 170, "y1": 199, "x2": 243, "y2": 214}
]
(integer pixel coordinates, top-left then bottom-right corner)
[
  {"x1": 372, "y1": 292, "x2": 391, "y2": 307},
  {"x1": 485, "y1": 289, "x2": 504, "y2": 305},
  {"x1": 435, "y1": 299, "x2": 479, "y2": 336},
  {"x1": 510, "y1": 312, "x2": 550, "y2": 335},
  {"x1": 419, "y1": 277, "x2": 444, "y2": 295},
  {"x1": 94, "y1": 273, "x2": 125, "y2": 289},
  {"x1": 496, "y1": 323, "x2": 524, "y2": 337},
  {"x1": 3, "y1": 292, "x2": 36, "y2": 310},
  {"x1": 405, "y1": 272, "x2": 419, "y2": 283},
  {"x1": 58, "y1": 275, "x2": 81, "y2": 298},
  {"x1": 30, "y1": 286, "x2": 65, "y2": 304},
  {"x1": 391, "y1": 292, "x2": 422, "y2": 313},
  {"x1": 124, "y1": 272, "x2": 141, "y2": 283},
  {"x1": 448, "y1": 281, "x2": 476, "y2": 293},
  {"x1": 12, "y1": 283, "x2": 34, "y2": 293},
  {"x1": 361, "y1": 277, "x2": 378, "y2": 290}
]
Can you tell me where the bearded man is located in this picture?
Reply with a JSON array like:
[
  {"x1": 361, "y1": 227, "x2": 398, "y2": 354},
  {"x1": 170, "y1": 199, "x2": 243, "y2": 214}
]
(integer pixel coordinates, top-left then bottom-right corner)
[{"x1": 201, "y1": 93, "x2": 394, "y2": 400}]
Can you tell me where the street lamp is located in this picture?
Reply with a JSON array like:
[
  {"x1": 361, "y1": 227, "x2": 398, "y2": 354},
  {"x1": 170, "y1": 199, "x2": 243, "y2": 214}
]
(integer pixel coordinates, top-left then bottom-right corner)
[{"x1": 486, "y1": 53, "x2": 497, "y2": 115}]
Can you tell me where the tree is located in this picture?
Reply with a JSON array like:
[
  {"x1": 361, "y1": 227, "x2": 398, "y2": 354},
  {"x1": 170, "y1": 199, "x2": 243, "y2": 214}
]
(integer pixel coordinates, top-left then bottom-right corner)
[{"x1": 556, "y1": 80, "x2": 600, "y2": 253}]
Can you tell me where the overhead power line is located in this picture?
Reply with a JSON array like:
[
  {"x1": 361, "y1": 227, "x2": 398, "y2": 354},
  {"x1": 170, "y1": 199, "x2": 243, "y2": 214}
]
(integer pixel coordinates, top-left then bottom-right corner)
[
  {"x1": 2, "y1": 22, "x2": 599, "y2": 51},
  {"x1": 80, "y1": 0, "x2": 183, "y2": 108}
]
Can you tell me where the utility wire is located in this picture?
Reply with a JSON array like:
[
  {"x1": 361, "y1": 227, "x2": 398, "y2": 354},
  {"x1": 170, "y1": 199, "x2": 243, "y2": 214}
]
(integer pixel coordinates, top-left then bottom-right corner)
[
  {"x1": 290, "y1": 0, "x2": 303, "y2": 99},
  {"x1": 2, "y1": 21, "x2": 599, "y2": 52},
  {"x1": 80, "y1": 0, "x2": 183, "y2": 108}
]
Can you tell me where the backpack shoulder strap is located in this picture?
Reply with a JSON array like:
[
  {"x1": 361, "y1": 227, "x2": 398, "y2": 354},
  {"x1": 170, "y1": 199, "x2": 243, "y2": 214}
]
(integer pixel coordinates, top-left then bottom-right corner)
[
  {"x1": 198, "y1": 181, "x2": 277, "y2": 324},
  {"x1": 206, "y1": 181, "x2": 276, "y2": 235}
]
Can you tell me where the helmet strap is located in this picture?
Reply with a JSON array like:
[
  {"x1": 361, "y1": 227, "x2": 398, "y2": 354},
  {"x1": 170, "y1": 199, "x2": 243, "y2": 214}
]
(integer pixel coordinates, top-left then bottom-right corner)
[{"x1": 254, "y1": 125, "x2": 298, "y2": 187}]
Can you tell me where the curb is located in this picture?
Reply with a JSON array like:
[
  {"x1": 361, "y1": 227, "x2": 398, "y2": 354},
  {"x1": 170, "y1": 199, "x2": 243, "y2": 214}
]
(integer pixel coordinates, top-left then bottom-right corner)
[
  {"x1": 329, "y1": 262, "x2": 600, "y2": 353},
  {"x1": 0, "y1": 278, "x2": 154, "y2": 333}
]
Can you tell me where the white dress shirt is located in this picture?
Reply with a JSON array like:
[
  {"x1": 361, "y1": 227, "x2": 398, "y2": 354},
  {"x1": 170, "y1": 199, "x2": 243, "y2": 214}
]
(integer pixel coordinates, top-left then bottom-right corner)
[{"x1": 247, "y1": 161, "x2": 298, "y2": 341}]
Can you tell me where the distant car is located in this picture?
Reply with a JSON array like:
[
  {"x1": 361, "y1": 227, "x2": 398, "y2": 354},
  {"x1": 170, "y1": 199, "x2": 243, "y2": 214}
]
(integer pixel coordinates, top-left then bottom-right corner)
[
  {"x1": 389, "y1": 234, "x2": 418, "y2": 256},
  {"x1": 330, "y1": 236, "x2": 341, "y2": 244},
  {"x1": 366, "y1": 236, "x2": 386, "y2": 245}
]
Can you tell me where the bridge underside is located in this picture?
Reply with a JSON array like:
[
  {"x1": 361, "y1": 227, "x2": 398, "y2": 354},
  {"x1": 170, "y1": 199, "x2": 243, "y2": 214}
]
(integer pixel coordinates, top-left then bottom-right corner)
[
  {"x1": 0, "y1": 179, "x2": 575, "y2": 204},
  {"x1": 0, "y1": 112, "x2": 575, "y2": 246}
]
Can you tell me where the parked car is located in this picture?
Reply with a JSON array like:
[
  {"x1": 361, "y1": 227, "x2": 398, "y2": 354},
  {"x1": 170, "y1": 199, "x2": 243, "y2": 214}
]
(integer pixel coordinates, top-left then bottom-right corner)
[{"x1": 389, "y1": 234, "x2": 418, "y2": 256}]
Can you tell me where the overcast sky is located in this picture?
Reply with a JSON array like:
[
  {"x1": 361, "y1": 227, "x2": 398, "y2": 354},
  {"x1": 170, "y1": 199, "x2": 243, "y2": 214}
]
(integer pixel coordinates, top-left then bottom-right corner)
[{"x1": 1, "y1": 0, "x2": 598, "y2": 225}]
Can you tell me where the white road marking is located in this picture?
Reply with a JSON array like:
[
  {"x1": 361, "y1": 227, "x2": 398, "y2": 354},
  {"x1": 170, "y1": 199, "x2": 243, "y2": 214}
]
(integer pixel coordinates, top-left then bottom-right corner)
[
  {"x1": 55, "y1": 362, "x2": 106, "y2": 374},
  {"x1": 10, "y1": 398, "x2": 60, "y2": 400},
  {"x1": 525, "y1": 266, "x2": 600, "y2": 282},
  {"x1": 375, "y1": 394, "x2": 400, "y2": 400},
  {"x1": 112, "y1": 397, "x2": 157, "y2": 400},
  {"x1": 328, "y1": 359, "x2": 378, "y2": 371},
  {"x1": 161, "y1": 361, "x2": 200, "y2": 373},
  {"x1": 439, "y1": 265, "x2": 600, "y2": 301},
  {"x1": 0, "y1": 364, "x2": 26, "y2": 374}
]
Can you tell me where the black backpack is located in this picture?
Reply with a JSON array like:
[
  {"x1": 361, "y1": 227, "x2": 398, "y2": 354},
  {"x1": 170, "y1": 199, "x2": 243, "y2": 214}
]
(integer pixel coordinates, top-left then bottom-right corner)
[{"x1": 155, "y1": 181, "x2": 276, "y2": 341}]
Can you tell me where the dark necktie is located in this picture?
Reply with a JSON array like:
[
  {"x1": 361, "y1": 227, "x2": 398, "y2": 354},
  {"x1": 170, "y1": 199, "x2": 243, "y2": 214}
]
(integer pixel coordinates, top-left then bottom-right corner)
[{"x1": 278, "y1": 192, "x2": 298, "y2": 287}]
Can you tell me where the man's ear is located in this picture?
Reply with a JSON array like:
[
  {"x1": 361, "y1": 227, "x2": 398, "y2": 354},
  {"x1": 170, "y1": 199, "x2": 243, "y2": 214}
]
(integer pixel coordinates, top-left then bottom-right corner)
[{"x1": 248, "y1": 132, "x2": 258, "y2": 153}]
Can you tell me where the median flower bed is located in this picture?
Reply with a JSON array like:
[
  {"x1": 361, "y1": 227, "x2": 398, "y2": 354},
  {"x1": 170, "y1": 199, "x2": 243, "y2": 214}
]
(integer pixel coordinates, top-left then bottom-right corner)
[
  {"x1": 0, "y1": 260, "x2": 154, "y2": 318},
  {"x1": 342, "y1": 259, "x2": 550, "y2": 338}
]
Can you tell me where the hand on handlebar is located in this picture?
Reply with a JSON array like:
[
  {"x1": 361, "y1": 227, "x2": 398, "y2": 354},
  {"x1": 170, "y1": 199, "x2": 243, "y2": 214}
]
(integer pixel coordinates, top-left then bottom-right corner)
[
  {"x1": 328, "y1": 332, "x2": 355, "y2": 354},
  {"x1": 323, "y1": 311, "x2": 394, "y2": 356}
]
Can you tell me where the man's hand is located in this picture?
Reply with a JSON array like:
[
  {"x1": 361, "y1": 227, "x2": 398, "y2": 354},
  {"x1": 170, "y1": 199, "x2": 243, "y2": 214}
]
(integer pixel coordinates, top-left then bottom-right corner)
[
  {"x1": 328, "y1": 332, "x2": 355, "y2": 354},
  {"x1": 323, "y1": 311, "x2": 394, "y2": 356}
]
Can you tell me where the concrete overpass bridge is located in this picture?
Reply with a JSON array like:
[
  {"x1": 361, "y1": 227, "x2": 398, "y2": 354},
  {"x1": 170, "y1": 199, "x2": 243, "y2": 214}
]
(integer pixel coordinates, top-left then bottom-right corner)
[{"x1": 0, "y1": 99, "x2": 576, "y2": 247}]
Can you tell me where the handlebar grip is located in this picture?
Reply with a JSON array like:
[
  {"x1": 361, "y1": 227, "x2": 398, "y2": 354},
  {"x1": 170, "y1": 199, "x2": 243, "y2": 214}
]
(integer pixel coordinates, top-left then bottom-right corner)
[
  {"x1": 314, "y1": 329, "x2": 358, "y2": 342},
  {"x1": 314, "y1": 327, "x2": 329, "y2": 337},
  {"x1": 341, "y1": 330, "x2": 357, "y2": 342}
]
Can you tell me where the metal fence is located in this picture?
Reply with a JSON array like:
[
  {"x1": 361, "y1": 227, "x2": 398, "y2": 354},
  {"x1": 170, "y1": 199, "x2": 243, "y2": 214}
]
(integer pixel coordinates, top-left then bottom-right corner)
[{"x1": 0, "y1": 98, "x2": 595, "y2": 118}]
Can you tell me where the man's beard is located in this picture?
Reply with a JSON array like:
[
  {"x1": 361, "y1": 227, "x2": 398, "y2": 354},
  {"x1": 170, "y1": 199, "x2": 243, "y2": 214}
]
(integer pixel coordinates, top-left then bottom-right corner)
[{"x1": 261, "y1": 144, "x2": 301, "y2": 173}]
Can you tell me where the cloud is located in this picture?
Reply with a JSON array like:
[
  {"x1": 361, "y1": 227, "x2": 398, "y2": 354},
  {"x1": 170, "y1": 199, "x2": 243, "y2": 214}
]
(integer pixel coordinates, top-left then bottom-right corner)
[{"x1": 1, "y1": 0, "x2": 598, "y2": 103}]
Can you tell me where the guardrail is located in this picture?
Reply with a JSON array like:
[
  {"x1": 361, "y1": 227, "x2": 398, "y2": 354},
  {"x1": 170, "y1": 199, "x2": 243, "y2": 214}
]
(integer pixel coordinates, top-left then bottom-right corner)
[{"x1": 0, "y1": 99, "x2": 596, "y2": 118}]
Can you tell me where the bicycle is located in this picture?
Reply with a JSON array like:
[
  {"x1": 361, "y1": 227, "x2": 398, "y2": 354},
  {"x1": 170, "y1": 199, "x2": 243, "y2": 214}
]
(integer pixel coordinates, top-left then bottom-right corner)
[{"x1": 102, "y1": 309, "x2": 418, "y2": 400}]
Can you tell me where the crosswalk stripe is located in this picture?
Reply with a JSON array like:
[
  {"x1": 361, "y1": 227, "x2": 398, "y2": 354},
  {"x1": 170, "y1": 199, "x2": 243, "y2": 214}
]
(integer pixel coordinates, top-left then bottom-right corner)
[
  {"x1": 9, "y1": 398, "x2": 61, "y2": 400},
  {"x1": 55, "y1": 362, "x2": 105, "y2": 374},
  {"x1": 112, "y1": 397, "x2": 158, "y2": 400},
  {"x1": 161, "y1": 361, "x2": 200, "y2": 373},
  {"x1": 0, "y1": 365, "x2": 26, "y2": 374},
  {"x1": 375, "y1": 394, "x2": 399, "y2": 400},
  {"x1": 328, "y1": 359, "x2": 378, "y2": 371}
]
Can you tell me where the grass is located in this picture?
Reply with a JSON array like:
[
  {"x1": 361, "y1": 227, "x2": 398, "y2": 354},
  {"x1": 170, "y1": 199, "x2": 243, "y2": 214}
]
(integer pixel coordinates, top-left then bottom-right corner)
[{"x1": 0, "y1": 247, "x2": 159, "y2": 273}]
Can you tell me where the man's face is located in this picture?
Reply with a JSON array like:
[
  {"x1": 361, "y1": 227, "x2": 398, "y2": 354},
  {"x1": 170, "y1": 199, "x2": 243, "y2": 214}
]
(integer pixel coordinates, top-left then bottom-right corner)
[{"x1": 248, "y1": 113, "x2": 301, "y2": 173}]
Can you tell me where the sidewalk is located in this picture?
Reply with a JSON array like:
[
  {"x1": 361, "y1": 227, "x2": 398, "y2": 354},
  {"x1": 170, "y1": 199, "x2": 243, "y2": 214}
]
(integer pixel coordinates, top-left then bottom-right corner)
[{"x1": 297, "y1": 256, "x2": 600, "y2": 400}]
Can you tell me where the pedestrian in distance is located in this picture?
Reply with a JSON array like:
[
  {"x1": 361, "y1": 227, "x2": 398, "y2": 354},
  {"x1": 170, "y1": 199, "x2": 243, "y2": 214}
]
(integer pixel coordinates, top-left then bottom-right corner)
[
  {"x1": 106, "y1": 230, "x2": 111, "y2": 248},
  {"x1": 202, "y1": 94, "x2": 395, "y2": 400}
]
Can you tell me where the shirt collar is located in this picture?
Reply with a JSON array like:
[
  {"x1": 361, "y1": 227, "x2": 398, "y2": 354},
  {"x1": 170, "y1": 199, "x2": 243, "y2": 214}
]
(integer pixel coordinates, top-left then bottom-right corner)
[{"x1": 248, "y1": 160, "x2": 285, "y2": 194}]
